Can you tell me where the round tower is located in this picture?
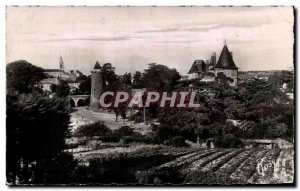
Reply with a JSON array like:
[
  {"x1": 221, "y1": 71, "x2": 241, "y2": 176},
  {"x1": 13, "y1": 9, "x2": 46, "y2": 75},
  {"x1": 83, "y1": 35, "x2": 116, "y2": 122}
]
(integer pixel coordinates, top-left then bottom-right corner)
[{"x1": 90, "y1": 61, "x2": 103, "y2": 106}]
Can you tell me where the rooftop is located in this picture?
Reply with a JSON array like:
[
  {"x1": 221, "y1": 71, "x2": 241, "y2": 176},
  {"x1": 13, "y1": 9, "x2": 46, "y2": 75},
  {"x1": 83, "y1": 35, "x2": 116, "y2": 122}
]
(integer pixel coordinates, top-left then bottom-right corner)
[{"x1": 215, "y1": 45, "x2": 238, "y2": 70}]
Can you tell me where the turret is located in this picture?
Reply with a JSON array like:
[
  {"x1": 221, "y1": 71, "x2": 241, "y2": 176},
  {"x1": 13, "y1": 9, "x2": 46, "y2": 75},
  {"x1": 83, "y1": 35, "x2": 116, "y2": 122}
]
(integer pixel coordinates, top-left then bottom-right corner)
[
  {"x1": 214, "y1": 43, "x2": 238, "y2": 86},
  {"x1": 90, "y1": 61, "x2": 104, "y2": 107}
]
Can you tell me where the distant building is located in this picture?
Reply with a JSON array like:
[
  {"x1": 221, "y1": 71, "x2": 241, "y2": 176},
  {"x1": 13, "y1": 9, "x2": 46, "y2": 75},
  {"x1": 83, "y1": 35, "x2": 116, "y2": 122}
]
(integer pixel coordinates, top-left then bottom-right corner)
[
  {"x1": 44, "y1": 56, "x2": 70, "y2": 80},
  {"x1": 239, "y1": 71, "x2": 272, "y2": 82},
  {"x1": 39, "y1": 56, "x2": 84, "y2": 93},
  {"x1": 68, "y1": 82, "x2": 81, "y2": 93},
  {"x1": 242, "y1": 139, "x2": 293, "y2": 149},
  {"x1": 70, "y1": 70, "x2": 83, "y2": 80},
  {"x1": 208, "y1": 52, "x2": 217, "y2": 70},
  {"x1": 37, "y1": 78, "x2": 59, "y2": 92},
  {"x1": 214, "y1": 44, "x2": 238, "y2": 86},
  {"x1": 44, "y1": 69, "x2": 70, "y2": 80},
  {"x1": 187, "y1": 43, "x2": 239, "y2": 86},
  {"x1": 188, "y1": 60, "x2": 207, "y2": 78}
]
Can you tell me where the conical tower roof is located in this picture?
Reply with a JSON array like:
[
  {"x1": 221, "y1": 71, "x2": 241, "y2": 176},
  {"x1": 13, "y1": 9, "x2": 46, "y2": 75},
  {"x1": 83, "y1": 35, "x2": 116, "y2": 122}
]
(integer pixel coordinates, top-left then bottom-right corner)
[
  {"x1": 93, "y1": 61, "x2": 101, "y2": 69},
  {"x1": 215, "y1": 45, "x2": 238, "y2": 69}
]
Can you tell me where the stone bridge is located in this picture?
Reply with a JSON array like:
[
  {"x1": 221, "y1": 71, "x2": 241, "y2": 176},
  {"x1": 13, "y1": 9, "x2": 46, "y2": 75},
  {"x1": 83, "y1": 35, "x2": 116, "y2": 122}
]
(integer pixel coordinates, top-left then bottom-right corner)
[{"x1": 69, "y1": 95, "x2": 90, "y2": 107}]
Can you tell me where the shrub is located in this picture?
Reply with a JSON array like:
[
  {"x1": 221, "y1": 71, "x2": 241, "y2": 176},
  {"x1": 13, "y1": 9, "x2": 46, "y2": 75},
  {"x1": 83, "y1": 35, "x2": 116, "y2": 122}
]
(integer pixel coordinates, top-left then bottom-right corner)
[
  {"x1": 99, "y1": 134, "x2": 120, "y2": 143},
  {"x1": 134, "y1": 116, "x2": 144, "y2": 123},
  {"x1": 214, "y1": 134, "x2": 244, "y2": 148},
  {"x1": 114, "y1": 126, "x2": 134, "y2": 137},
  {"x1": 121, "y1": 136, "x2": 142, "y2": 144},
  {"x1": 154, "y1": 124, "x2": 176, "y2": 143},
  {"x1": 74, "y1": 121, "x2": 111, "y2": 137},
  {"x1": 120, "y1": 131, "x2": 149, "y2": 144},
  {"x1": 169, "y1": 136, "x2": 188, "y2": 147},
  {"x1": 100, "y1": 126, "x2": 136, "y2": 143},
  {"x1": 151, "y1": 123, "x2": 159, "y2": 131},
  {"x1": 65, "y1": 142, "x2": 85, "y2": 149}
]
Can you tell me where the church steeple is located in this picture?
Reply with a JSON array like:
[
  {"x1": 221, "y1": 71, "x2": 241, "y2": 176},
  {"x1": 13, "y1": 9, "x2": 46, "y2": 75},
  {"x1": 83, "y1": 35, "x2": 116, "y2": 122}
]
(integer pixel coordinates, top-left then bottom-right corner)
[{"x1": 59, "y1": 55, "x2": 64, "y2": 71}]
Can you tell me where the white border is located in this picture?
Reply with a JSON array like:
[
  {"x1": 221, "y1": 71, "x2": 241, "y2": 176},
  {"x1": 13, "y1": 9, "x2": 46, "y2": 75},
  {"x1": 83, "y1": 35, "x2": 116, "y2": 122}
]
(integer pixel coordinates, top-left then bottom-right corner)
[{"x1": 0, "y1": 1, "x2": 298, "y2": 191}]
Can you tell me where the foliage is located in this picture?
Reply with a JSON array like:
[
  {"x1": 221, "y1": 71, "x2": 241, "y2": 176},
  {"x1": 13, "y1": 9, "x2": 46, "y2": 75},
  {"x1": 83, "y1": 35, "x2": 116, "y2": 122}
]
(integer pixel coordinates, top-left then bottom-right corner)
[
  {"x1": 121, "y1": 72, "x2": 132, "y2": 87},
  {"x1": 77, "y1": 75, "x2": 91, "y2": 95},
  {"x1": 214, "y1": 134, "x2": 244, "y2": 148},
  {"x1": 6, "y1": 60, "x2": 46, "y2": 94},
  {"x1": 215, "y1": 72, "x2": 233, "y2": 84},
  {"x1": 231, "y1": 80, "x2": 293, "y2": 139},
  {"x1": 74, "y1": 123, "x2": 150, "y2": 144},
  {"x1": 114, "y1": 126, "x2": 134, "y2": 137},
  {"x1": 168, "y1": 136, "x2": 188, "y2": 147},
  {"x1": 156, "y1": 78, "x2": 293, "y2": 142},
  {"x1": 102, "y1": 63, "x2": 121, "y2": 91},
  {"x1": 141, "y1": 63, "x2": 181, "y2": 90},
  {"x1": 120, "y1": 135, "x2": 147, "y2": 144},
  {"x1": 102, "y1": 126, "x2": 136, "y2": 143},
  {"x1": 268, "y1": 70, "x2": 294, "y2": 88},
  {"x1": 6, "y1": 94, "x2": 75, "y2": 184},
  {"x1": 132, "y1": 71, "x2": 143, "y2": 88},
  {"x1": 31, "y1": 152, "x2": 78, "y2": 184},
  {"x1": 76, "y1": 74, "x2": 87, "y2": 82},
  {"x1": 74, "y1": 121, "x2": 111, "y2": 137},
  {"x1": 51, "y1": 80, "x2": 70, "y2": 98}
]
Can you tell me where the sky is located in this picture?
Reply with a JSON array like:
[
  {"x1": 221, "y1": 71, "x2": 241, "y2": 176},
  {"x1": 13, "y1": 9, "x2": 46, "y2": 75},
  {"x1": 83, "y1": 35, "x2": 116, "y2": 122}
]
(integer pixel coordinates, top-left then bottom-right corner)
[{"x1": 6, "y1": 6, "x2": 294, "y2": 75}]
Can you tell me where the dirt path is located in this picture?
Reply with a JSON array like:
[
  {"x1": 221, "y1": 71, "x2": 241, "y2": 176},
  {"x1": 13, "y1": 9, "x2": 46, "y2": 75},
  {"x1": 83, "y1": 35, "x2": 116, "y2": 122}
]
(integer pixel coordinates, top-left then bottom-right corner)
[{"x1": 70, "y1": 107, "x2": 152, "y2": 134}]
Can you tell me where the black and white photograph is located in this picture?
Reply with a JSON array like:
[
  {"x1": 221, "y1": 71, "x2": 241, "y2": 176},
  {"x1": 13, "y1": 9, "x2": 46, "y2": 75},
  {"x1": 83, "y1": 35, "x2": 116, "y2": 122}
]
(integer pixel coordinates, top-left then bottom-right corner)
[{"x1": 5, "y1": 6, "x2": 295, "y2": 186}]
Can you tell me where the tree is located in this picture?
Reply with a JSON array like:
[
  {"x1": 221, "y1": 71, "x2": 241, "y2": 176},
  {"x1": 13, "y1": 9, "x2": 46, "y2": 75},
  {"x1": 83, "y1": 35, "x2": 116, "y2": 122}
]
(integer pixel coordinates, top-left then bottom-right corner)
[
  {"x1": 74, "y1": 121, "x2": 111, "y2": 137},
  {"x1": 76, "y1": 75, "x2": 88, "y2": 82},
  {"x1": 121, "y1": 72, "x2": 132, "y2": 87},
  {"x1": 6, "y1": 60, "x2": 46, "y2": 94},
  {"x1": 132, "y1": 71, "x2": 143, "y2": 88},
  {"x1": 157, "y1": 76, "x2": 294, "y2": 143},
  {"x1": 230, "y1": 79, "x2": 293, "y2": 139},
  {"x1": 141, "y1": 63, "x2": 181, "y2": 90},
  {"x1": 6, "y1": 94, "x2": 74, "y2": 184},
  {"x1": 101, "y1": 63, "x2": 120, "y2": 91},
  {"x1": 269, "y1": 70, "x2": 294, "y2": 87},
  {"x1": 214, "y1": 134, "x2": 243, "y2": 148},
  {"x1": 78, "y1": 76, "x2": 91, "y2": 95},
  {"x1": 51, "y1": 80, "x2": 70, "y2": 98},
  {"x1": 265, "y1": 122, "x2": 288, "y2": 138}
]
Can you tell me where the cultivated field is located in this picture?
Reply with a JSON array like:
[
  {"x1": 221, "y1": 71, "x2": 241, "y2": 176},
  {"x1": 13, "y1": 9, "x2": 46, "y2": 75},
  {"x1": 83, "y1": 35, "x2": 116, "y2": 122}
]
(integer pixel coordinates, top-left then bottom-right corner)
[
  {"x1": 74, "y1": 145, "x2": 294, "y2": 185},
  {"x1": 139, "y1": 148, "x2": 294, "y2": 184}
]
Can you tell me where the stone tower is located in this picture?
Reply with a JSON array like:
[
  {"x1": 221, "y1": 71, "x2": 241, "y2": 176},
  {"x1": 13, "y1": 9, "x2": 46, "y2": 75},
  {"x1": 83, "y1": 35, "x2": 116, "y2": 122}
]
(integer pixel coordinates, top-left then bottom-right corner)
[
  {"x1": 59, "y1": 55, "x2": 64, "y2": 71},
  {"x1": 214, "y1": 44, "x2": 238, "y2": 86},
  {"x1": 90, "y1": 61, "x2": 103, "y2": 106}
]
